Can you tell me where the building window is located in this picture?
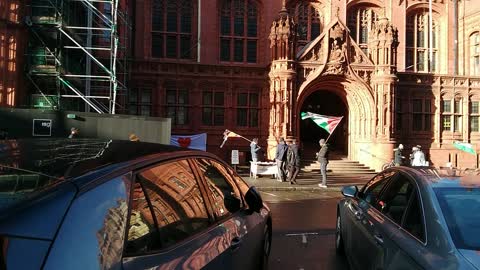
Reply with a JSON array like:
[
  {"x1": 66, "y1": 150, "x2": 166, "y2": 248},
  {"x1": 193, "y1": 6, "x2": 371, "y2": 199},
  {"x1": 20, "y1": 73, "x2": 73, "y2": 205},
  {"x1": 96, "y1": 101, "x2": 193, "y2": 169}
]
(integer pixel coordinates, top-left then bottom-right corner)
[
  {"x1": 412, "y1": 98, "x2": 432, "y2": 131},
  {"x1": 236, "y1": 92, "x2": 259, "y2": 127},
  {"x1": 202, "y1": 91, "x2": 224, "y2": 126},
  {"x1": 6, "y1": 87, "x2": 14, "y2": 106},
  {"x1": 470, "y1": 101, "x2": 480, "y2": 132},
  {"x1": 129, "y1": 88, "x2": 152, "y2": 116},
  {"x1": 165, "y1": 82, "x2": 189, "y2": 125},
  {"x1": 0, "y1": 35, "x2": 5, "y2": 70},
  {"x1": 102, "y1": 4, "x2": 112, "y2": 43},
  {"x1": 220, "y1": 0, "x2": 258, "y2": 63},
  {"x1": 470, "y1": 32, "x2": 480, "y2": 76},
  {"x1": 7, "y1": 36, "x2": 16, "y2": 72},
  {"x1": 406, "y1": 12, "x2": 439, "y2": 72},
  {"x1": 9, "y1": 2, "x2": 19, "y2": 23},
  {"x1": 395, "y1": 97, "x2": 402, "y2": 131},
  {"x1": 151, "y1": 0, "x2": 194, "y2": 59},
  {"x1": 442, "y1": 98, "x2": 462, "y2": 132},
  {"x1": 288, "y1": 2, "x2": 322, "y2": 47},
  {"x1": 348, "y1": 7, "x2": 378, "y2": 55}
]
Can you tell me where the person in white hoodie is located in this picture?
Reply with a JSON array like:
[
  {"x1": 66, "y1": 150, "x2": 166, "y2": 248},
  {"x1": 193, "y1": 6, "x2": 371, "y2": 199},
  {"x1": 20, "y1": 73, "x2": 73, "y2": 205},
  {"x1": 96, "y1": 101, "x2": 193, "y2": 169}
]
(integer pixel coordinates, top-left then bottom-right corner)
[{"x1": 411, "y1": 146, "x2": 427, "y2": 166}]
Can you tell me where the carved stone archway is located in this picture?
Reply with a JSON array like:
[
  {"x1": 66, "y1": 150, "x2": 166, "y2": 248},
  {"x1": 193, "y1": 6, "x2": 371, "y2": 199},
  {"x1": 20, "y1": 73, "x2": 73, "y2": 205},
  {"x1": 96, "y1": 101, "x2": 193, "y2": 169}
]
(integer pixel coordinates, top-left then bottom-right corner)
[{"x1": 296, "y1": 75, "x2": 377, "y2": 163}]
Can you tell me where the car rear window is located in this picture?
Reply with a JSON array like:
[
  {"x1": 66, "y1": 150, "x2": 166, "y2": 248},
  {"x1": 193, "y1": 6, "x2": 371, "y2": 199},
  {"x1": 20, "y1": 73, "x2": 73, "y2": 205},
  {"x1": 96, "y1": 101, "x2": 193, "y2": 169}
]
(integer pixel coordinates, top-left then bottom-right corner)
[
  {"x1": 434, "y1": 187, "x2": 480, "y2": 250},
  {"x1": 0, "y1": 166, "x2": 61, "y2": 211}
]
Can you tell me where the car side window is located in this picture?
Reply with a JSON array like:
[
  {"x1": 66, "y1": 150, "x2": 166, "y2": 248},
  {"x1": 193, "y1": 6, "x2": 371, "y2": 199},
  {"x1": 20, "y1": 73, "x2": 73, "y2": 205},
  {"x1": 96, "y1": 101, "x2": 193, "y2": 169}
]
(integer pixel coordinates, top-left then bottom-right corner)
[
  {"x1": 376, "y1": 173, "x2": 415, "y2": 225},
  {"x1": 194, "y1": 158, "x2": 243, "y2": 219},
  {"x1": 124, "y1": 181, "x2": 160, "y2": 255},
  {"x1": 360, "y1": 171, "x2": 396, "y2": 205},
  {"x1": 125, "y1": 159, "x2": 211, "y2": 255},
  {"x1": 402, "y1": 189, "x2": 425, "y2": 242}
]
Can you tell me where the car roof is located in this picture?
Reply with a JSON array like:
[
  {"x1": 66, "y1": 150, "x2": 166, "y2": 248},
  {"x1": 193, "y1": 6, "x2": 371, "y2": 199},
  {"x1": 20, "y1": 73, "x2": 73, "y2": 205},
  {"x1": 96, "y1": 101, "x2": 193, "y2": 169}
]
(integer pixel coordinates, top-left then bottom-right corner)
[
  {"x1": 0, "y1": 138, "x2": 196, "y2": 181},
  {"x1": 389, "y1": 166, "x2": 480, "y2": 189}
]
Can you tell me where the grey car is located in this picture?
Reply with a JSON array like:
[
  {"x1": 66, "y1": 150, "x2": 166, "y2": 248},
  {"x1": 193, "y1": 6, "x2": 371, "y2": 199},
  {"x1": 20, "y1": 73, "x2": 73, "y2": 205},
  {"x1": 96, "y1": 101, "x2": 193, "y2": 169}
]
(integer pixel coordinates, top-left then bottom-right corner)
[
  {"x1": 0, "y1": 138, "x2": 272, "y2": 269},
  {"x1": 336, "y1": 166, "x2": 480, "y2": 270}
]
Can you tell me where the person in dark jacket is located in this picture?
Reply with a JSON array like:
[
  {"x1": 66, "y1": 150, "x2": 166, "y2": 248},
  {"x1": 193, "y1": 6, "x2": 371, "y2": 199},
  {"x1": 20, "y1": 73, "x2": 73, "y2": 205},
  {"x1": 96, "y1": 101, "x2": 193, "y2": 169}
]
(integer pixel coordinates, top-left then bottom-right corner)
[
  {"x1": 317, "y1": 138, "x2": 329, "y2": 188},
  {"x1": 286, "y1": 139, "x2": 301, "y2": 184},
  {"x1": 250, "y1": 138, "x2": 261, "y2": 163},
  {"x1": 394, "y1": 143, "x2": 405, "y2": 166},
  {"x1": 275, "y1": 137, "x2": 288, "y2": 182}
]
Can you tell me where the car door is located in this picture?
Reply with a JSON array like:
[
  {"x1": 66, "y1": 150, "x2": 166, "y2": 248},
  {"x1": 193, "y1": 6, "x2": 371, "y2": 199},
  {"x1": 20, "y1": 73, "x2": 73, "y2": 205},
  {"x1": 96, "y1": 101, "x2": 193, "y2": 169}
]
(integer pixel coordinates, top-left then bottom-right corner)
[
  {"x1": 381, "y1": 172, "x2": 426, "y2": 270},
  {"x1": 344, "y1": 171, "x2": 396, "y2": 270},
  {"x1": 368, "y1": 172, "x2": 424, "y2": 270},
  {"x1": 192, "y1": 158, "x2": 265, "y2": 270},
  {"x1": 122, "y1": 158, "x2": 227, "y2": 270}
]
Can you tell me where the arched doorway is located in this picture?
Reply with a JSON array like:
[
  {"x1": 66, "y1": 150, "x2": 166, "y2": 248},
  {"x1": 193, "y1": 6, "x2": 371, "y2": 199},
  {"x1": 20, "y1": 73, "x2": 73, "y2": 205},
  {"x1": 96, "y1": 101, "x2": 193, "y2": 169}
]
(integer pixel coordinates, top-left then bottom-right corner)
[{"x1": 300, "y1": 90, "x2": 348, "y2": 154}]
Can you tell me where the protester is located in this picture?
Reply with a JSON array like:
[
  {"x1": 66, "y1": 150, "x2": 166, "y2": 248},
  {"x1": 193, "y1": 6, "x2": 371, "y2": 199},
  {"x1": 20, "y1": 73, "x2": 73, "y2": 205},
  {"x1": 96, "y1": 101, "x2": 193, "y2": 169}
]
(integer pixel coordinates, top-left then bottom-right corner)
[
  {"x1": 129, "y1": 133, "x2": 140, "y2": 142},
  {"x1": 250, "y1": 138, "x2": 261, "y2": 163},
  {"x1": 317, "y1": 138, "x2": 329, "y2": 188},
  {"x1": 394, "y1": 143, "x2": 405, "y2": 166},
  {"x1": 412, "y1": 145, "x2": 427, "y2": 166},
  {"x1": 286, "y1": 139, "x2": 300, "y2": 184},
  {"x1": 68, "y1": 127, "x2": 79, "y2": 138},
  {"x1": 275, "y1": 137, "x2": 288, "y2": 182}
]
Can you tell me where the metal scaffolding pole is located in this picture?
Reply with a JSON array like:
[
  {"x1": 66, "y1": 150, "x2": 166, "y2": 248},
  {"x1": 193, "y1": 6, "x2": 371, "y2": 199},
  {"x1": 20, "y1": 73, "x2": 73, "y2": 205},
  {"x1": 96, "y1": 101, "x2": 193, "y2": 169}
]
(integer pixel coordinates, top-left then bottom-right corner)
[{"x1": 26, "y1": 0, "x2": 130, "y2": 113}]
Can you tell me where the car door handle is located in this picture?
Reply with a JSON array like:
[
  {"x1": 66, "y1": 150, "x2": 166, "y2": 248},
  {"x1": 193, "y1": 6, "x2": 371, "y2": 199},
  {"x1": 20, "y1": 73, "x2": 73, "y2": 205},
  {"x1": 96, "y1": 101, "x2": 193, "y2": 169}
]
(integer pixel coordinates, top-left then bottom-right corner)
[
  {"x1": 230, "y1": 237, "x2": 242, "y2": 252},
  {"x1": 373, "y1": 234, "x2": 384, "y2": 245}
]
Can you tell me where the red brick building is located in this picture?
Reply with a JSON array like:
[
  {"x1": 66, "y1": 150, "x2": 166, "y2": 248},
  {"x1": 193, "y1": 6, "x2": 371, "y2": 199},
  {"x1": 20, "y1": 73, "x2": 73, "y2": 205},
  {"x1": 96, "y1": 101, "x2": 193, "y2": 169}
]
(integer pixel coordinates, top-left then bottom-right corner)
[
  {"x1": 128, "y1": 0, "x2": 480, "y2": 170},
  {"x1": 3, "y1": 1, "x2": 480, "y2": 170}
]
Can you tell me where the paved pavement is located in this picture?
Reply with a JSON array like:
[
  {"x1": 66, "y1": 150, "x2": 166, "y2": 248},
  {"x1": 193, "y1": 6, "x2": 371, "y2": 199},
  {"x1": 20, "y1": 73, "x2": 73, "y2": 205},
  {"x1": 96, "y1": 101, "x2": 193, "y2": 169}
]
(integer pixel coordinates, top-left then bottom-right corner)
[
  {"x1": 261, "y1": 190, "x2": 350, "y2": 270},
  {"x1": 238, "y1": 167, "x2": 375, "y2": 191}
]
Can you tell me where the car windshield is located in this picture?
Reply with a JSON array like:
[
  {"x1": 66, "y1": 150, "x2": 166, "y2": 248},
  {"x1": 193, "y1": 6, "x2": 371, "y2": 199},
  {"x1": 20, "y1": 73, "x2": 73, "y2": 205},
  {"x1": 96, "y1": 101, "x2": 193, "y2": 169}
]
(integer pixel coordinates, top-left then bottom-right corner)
[{"x1": 434, "y1": 187, "x2": 480, "y2": 250}]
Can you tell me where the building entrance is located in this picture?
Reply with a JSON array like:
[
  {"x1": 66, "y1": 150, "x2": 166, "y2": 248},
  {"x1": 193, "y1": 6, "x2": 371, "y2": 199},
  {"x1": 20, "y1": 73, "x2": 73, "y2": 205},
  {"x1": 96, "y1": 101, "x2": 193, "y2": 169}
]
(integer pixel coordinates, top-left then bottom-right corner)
[{"x1": 299, "y1": 90, "x2": 348, "y2": 155}]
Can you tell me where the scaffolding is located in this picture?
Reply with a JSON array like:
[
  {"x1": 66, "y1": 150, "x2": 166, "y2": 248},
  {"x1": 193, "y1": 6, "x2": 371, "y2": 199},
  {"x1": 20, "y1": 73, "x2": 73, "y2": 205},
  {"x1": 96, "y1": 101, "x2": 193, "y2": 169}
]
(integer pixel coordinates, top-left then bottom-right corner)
[{"x1": 25, "y1": 0, "x2": 131, "y2": 114}]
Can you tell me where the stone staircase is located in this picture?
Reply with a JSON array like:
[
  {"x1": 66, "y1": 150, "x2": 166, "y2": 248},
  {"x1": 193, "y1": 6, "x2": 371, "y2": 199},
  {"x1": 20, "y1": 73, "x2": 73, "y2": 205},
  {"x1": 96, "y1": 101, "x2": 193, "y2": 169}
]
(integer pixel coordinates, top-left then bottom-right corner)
[{"x1": 293, "y1": 152, "x2": 377, "y2": 188}]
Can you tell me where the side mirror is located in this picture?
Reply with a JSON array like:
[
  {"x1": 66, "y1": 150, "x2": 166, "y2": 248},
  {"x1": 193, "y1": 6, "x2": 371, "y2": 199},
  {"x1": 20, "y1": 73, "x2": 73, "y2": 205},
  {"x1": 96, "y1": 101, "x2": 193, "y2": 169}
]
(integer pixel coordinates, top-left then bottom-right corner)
[
  {"x1": 341, "y1": 185, "x2": 358, "y2": 198},
  {"x1": 245, "y1": 186, "x2": 263, "y2": 213}
]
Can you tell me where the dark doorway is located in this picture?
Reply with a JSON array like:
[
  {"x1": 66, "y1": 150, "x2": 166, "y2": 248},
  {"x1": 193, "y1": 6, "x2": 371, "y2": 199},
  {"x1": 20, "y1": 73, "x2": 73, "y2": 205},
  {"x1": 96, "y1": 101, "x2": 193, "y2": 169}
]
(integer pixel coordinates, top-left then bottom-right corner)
[{"x1": 300, "y1": 90, "x2": 348, "y2": 155}]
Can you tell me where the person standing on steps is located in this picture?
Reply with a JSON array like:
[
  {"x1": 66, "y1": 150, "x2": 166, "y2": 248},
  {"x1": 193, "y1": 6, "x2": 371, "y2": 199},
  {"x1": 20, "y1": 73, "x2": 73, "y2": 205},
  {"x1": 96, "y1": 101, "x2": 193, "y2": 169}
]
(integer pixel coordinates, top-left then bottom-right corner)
[
  {"x1": 275, "y1": 137, "x2": 288, "y2": 182},
  {"x1": 317, "y1": 138, "x2": 329, "y2": 188},
  {"x1": 286, "y1": 139, "x2": 301, "y2": 185}
]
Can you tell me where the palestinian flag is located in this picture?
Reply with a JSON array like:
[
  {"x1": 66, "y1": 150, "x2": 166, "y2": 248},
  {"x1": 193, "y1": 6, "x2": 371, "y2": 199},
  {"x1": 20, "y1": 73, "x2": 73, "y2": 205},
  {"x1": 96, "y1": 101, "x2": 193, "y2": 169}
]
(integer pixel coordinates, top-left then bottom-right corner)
[
  {"x1": 301, "y1": 112, "x2": 343, "y2": 134},
  {"x1": 453, "y1": 141, "x2": 476, "y2": 155}
]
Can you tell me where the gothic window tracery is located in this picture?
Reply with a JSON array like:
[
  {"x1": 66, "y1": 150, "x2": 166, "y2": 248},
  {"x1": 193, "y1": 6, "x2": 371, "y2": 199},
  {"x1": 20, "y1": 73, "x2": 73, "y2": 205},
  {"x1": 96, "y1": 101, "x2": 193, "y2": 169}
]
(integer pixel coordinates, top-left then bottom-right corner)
[
  {"x1": 151, "y1": 0, "x2": 195, "y2": 59},
  {"x1": 220, "y1": 0, "x2": 258, "y2": 63},
  {"x1": 288, "y1": 2, "x2": 322, "y2": 47},
  {"x1": 406, "y1": 12, "x2": 439, "y2": 73},
  {"x1": 348, "y1": 6, "x2": 378, "y2": 55}
]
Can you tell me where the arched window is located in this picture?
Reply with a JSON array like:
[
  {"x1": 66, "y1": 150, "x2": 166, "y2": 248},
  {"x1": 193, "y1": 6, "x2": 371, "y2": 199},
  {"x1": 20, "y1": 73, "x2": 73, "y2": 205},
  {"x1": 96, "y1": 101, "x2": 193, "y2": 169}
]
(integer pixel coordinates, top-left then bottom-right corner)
[
  {"x1": 348, "y1": 7, "x2": 378, "y2": 55},
  {"x1": 470, "y1": 32, "x2": 480, "y2": 76},
  {"x1": 7, "y1": 36, "x2": 16, "y2": 72},
  {"x1": 151, "y1": 0, "x2": 195, "y2": 59},
  {"x1": 220, "y1": 0, "x2": 258, "y2": 63},
  {"x1": 288, "y1": 2, "x2": 322, "y2": 46},
  {"x1": 406, "y1": 12, "x2": 439, "y2": 72}
]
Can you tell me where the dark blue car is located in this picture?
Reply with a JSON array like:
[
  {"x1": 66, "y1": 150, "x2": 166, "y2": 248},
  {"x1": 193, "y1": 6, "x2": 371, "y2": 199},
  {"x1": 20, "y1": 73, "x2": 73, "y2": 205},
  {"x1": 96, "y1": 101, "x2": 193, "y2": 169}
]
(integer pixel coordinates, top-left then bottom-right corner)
[
  {"x1": 0, "y1": 138, "x2": 271, "y2": 269},
  {"x1": 336, "y1": 166, "x2": 480, "y2": 270}
]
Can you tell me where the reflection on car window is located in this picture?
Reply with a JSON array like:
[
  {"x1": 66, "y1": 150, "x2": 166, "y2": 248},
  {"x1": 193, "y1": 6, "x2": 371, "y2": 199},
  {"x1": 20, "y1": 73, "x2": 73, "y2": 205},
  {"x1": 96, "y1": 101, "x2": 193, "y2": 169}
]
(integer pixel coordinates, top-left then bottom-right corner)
[
  {"x1": 361, "y1": 171, "x2": 395, "y2": 204},
  {"x1": 195, "y1": 159, "x2": 242, "y2": 219},
  {"x1": 377, "y1": 174, "x2": 414, "y2": 225},
  {"x1": 137, "y1": 160, "x2": 211, "y2": 250},
  {"x1": 402, "y1": 189, "x2": 425, "y2": 242},
  {"x1": 125, "y1": 181, "x2": 159, "y2": 255}
]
